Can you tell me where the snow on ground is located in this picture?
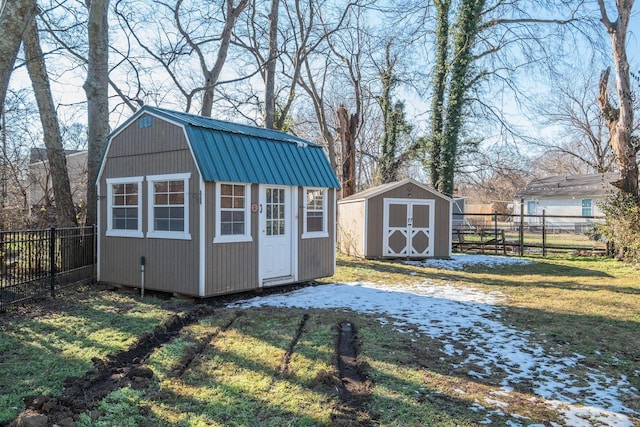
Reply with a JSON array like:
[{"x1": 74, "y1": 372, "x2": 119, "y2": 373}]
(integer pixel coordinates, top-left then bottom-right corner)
[
  {"x1": 230, "y1": 258, "x2": 638, "y2": 426},
  {"x1": 405, "y1": 253, "x2": 534, "y2": 270}
]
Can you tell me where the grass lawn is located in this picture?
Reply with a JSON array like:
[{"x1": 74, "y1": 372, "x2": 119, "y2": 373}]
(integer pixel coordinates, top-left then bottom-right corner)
[{"x1": 1, "y1": 255, "x2": 639, "y2": 426}]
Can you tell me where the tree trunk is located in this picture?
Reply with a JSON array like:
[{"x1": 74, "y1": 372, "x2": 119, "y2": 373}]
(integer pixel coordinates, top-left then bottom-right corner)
[
  {"x1": 596, "y1": 0, "x2": 638, "y2": 202},
  {"x1": 338, "y1": 105, "x2": 357, "y2": 197},
  {"x1": 264, "y1": 0, "x2": 279, "y2": 129},
  {"x1": 437, "y1": 0, "x2": 485, "y2": 196},
  {"x1": 83, "y1": 0, "x2": 110, "y2": 226},
  {"x1": 201, "y1": 0, "x2": 248, "y2": 117},
  {"x1": 24, "y1": 16, "x2": 77, "y2": 227},
  {"x1": 428, "y1": 0, "x2": 450, "y2": 191},
  {"x1": 0, "y1": 0, "x2": 38, "y2": 109}
]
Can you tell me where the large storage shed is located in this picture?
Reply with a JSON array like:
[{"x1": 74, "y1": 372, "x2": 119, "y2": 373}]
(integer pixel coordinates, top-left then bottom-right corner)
[
  {"x1": 97, "y1": 106, "x2": 340, "y2": 297},
  {"x1": 338, "y1": 179, "x2": 452, "y2": 259}
]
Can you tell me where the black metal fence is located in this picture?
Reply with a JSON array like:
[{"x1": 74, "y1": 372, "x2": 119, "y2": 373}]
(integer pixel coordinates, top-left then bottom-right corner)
[
  {"x1": 453, "y1": 212, "x2": 609, "y2": 257},
  {"x1": 0, "y1": 226, "x2": 96, "y2": 311}
]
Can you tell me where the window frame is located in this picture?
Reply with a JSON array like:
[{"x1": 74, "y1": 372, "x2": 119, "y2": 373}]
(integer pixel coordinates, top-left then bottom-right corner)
[
  {"x1": 302, "y1": 187, "x2": 329, "y2": 239},
  {"x1": 147, "y1": 173, "x2": 191, "y2": 240},
  {"x1": 214, "y1": 182, "x2": 252, "y2": 243},
  {"x1": 582, "y1": 198, "x2": 593, "y2": 217},
  {"x1": 106, "y1": 176, "x2": 144, "y2": 238}
]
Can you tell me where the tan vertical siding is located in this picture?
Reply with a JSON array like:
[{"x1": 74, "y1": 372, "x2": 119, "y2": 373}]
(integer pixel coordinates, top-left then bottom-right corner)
[
  {"x1": 366, "y1": 195, "x2": 384, "y2": 257},
  {"x1": 337, "y1": 199, "x2": 366, "y2": 257},
  {"x1": 433, "y1": 195, "x2": 451, "y2": 257},
  {"x1": 204, "y1": 183, "x2": 259, "y2": 296},
  {"x1": 99, "y1": 118, "x2": 200, "y2": 295},
  {"x1": 298, "y1": 188, "x2": 336, "y2": 281}
]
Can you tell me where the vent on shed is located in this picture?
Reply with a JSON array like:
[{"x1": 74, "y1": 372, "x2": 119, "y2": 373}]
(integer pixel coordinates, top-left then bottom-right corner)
[{"x1": 138, "y1": 115, "x2": 153, "y2": 129}]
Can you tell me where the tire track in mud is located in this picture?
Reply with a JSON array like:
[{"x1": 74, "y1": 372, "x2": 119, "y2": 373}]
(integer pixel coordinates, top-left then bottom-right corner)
[
  {"x1": 278, "y1": 313, "x2": 310, "y2": 376},
  {"x1": 12, "y1": 305, "x2": 217, "y2": 427},
  {"x1": 330, "y1": 321, "x2": 374, "y2": 427},
  {"x1": 170, "y1": 311, "x2": 241, "y2": 378}
]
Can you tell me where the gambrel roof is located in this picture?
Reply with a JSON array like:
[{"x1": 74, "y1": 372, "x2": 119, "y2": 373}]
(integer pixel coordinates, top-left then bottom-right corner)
[
  {"x1": 104, "y1": 106, "x2": 340, "y2": 189},
  {"x1": 514, "y1": 173, "x2": 619, "y2": 199}
]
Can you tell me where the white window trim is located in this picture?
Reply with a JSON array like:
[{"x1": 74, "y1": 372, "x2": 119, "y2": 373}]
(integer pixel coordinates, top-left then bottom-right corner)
[
  {"x1": 106, "y1": 176, "x2": 144, "y2": 238},
  {"x1": 147, "y1": 173, "x2": 191, "y2": 240},
  {"x1": 302, "y1": 187, "x2": 329, "y2": 239},
  {"x1": 214, "y1": 182, "x2": 252, "y2": 243}
]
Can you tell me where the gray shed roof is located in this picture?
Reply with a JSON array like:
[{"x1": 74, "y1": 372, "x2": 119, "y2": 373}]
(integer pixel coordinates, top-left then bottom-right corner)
[
  {"x1": 105, "y1": 106, "x2": 340, "y2": 189},
  {"x1": 514, "y1": 173, "x2": 618, "y2": 199},
  {"x1": 339, "y1": 178, "x2": 452, "y2": 203}
]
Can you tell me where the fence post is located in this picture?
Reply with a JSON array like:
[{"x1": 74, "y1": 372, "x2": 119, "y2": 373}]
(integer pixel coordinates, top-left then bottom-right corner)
[
  {"x1": 519, "y1": 198, "x2": 524, "y2": 257},
  {"x1": 542, "y1": 209, "x2": 547, "y2": 257},
  {"x1": 493, "y1": 212, "x2": 498, "y2": 255},
  {"x1": 50, "y1": 227, "x2": 56, "y2": 298}
]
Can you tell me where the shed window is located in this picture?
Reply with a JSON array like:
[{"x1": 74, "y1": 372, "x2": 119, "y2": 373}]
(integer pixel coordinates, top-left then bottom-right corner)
[
  {"x1": 106, "y1": 177, "x2": 143, "y2": 238},
  {"x1": 147, "y1": 173, "x2": 191, "y2": 240},
  {"x1": 214, "y1": 182, "x2": 252, "y2": 243},
  {"x1": 582, "y1": 198, "x2": 592, "y2": 216},
  {"x1": 302, "y1": 188, "x2": 328, "y2": 238}
]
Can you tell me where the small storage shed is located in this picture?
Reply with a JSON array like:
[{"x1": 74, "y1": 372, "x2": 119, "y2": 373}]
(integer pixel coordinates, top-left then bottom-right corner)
[
  {"x1": 97, "y1": 106, "x2": 340, "y2": 297},
  {"x1": 338, "y1": 178, "x2": 452, "y2": 259}
]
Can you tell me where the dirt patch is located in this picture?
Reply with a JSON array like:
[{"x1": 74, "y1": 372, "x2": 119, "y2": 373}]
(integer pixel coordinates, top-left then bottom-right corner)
[
  {"x1": 331, "y1": 321, "x2": 374, "y2": 427},
  {"x1": 11, "y1": 305, "x2": 215, "y2": 427}
]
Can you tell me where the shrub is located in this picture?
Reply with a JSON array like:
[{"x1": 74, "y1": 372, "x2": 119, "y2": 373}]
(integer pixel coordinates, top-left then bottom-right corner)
[{"x1": 598, "y1": 192, "x2": 640, "y2": 263}]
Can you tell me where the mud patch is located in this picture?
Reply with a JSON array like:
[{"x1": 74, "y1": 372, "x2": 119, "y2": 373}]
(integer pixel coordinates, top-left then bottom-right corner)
[
  {"x1": 331, "y1": 321, "x2": 373, "y2": 426},
  {"x1": 12, "y1": 305, "x2": 215, "y2": 427}
]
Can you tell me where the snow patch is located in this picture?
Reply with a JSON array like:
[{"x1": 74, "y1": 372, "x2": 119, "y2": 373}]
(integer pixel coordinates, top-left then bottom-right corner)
[
  {"x1": 230, "y1": 281, "x2": 638, "y2": 426},
  {"x1": 405, "y1": 254, "x2": 534, "y2": 270}
]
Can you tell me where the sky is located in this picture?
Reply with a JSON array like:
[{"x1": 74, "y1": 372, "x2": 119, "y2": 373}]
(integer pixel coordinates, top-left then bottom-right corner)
[
  {"x1": 6, "y1": 3, "x2": 640, "y2": 150},
  {"x1": 231, "y1": 254, "x2": 638, "y2": 427}
]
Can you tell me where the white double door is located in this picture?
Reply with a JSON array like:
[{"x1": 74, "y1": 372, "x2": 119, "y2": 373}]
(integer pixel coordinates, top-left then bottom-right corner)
[
  {"x1": 383, "y1": 198, "x2": 435, "y2": 258},
  {"x1": 259, "y1": 185, "x2": 295, "y2": 285}
]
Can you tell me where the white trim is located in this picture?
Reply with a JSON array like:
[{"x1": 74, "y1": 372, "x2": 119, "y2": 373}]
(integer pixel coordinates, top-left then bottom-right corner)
[
  {"x1": 383, "y1": 198, "x2": 435, "y2": 258},
  {"x1": 97, "y1": 182, "x2": 101, "y2": 281},
  {"x1": 198, "y1": 177, "x2": 206, "y2": 297},
  {"x1": 332, "y1": 189, "x2": 336, "y2": 276},
  {"x1": 147, "y1": 172, "x2": 191, "y2": 240},
  {"x1": 105, "y1": 176, "x2": 144, "y2": 238},
  {"x1": 213, "y1": 182, "x2": 252, "y2": 244},
  {"x1": 448, "y1": 199, "x2": 453, "y2": 257},
  {"x1": 258, "y1": 184, "x2": 294, "y2": 286},
  {"x1": 363, "y1": 199, "x2": 368, "y2": 256},
  {"x1": 292, "y1": 187, "x2": 299, "y2": 282},
  {"x1": 301, "y1": 187, "x2": 329, "y2": 239}
]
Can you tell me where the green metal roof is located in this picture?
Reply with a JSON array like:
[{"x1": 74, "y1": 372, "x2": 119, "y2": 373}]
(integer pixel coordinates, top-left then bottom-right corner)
[{"x1": 113, "y1": 106, "x2": 340, "y2": 189}]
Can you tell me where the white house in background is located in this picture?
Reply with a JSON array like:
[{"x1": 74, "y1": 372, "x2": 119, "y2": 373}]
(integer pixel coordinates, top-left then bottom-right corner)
[
  {"x1": 28, "y1": 148, "x2": 88, "y2": 212},
  {"x1": 513, "y1": 173, "x2": 618, "y2": 230}
]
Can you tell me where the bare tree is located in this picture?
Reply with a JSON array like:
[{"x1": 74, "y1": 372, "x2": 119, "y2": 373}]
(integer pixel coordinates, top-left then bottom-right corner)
[
  {"x1": 264, "y1": 0, "x2": 279, "y2": 128},
  {"x1": 596, "y1": 0, "x2": 638, "y2": 201},
  {"x1": 534, "y1": 68, "x2": 615, "y2": 174},
  {"x1": 337, "y1": 104, "x2": 357, "y2": 196},
  {"x1": 84, "y1": 0, "x2": 109, "y2": 226},
  {"x1": 0, "y1": 0, "x2": 37, "y2": 109},
  {"x1": 24, "y1": 14, "x2": 77, "y2": 226},
  {"x1": 115, "y1": 0, "x2": 249, "y2": 116}
]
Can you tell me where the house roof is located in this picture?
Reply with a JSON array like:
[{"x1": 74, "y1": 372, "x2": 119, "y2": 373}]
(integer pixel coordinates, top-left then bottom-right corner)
[
  {"x1": 30, "y1": 147, "x2": 84, "y2": 164},
  {"x1": 339, "y1": 178, "x2": 452, "y2": 203},
  {"x1": 105, "y1": 106, "x2": 340, "y2": 189},
  {"x1": 514, "y1": 173, "x2": 619, "y2": 199}
]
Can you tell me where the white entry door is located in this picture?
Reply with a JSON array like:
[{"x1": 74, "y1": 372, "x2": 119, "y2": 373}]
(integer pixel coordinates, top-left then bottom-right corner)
[
  {"x1": 383, "y1": 198, "x2": 435, "y2": 258},
  {"x1": 259, "y1": 185, "x2": 294, "y2": 285}
]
